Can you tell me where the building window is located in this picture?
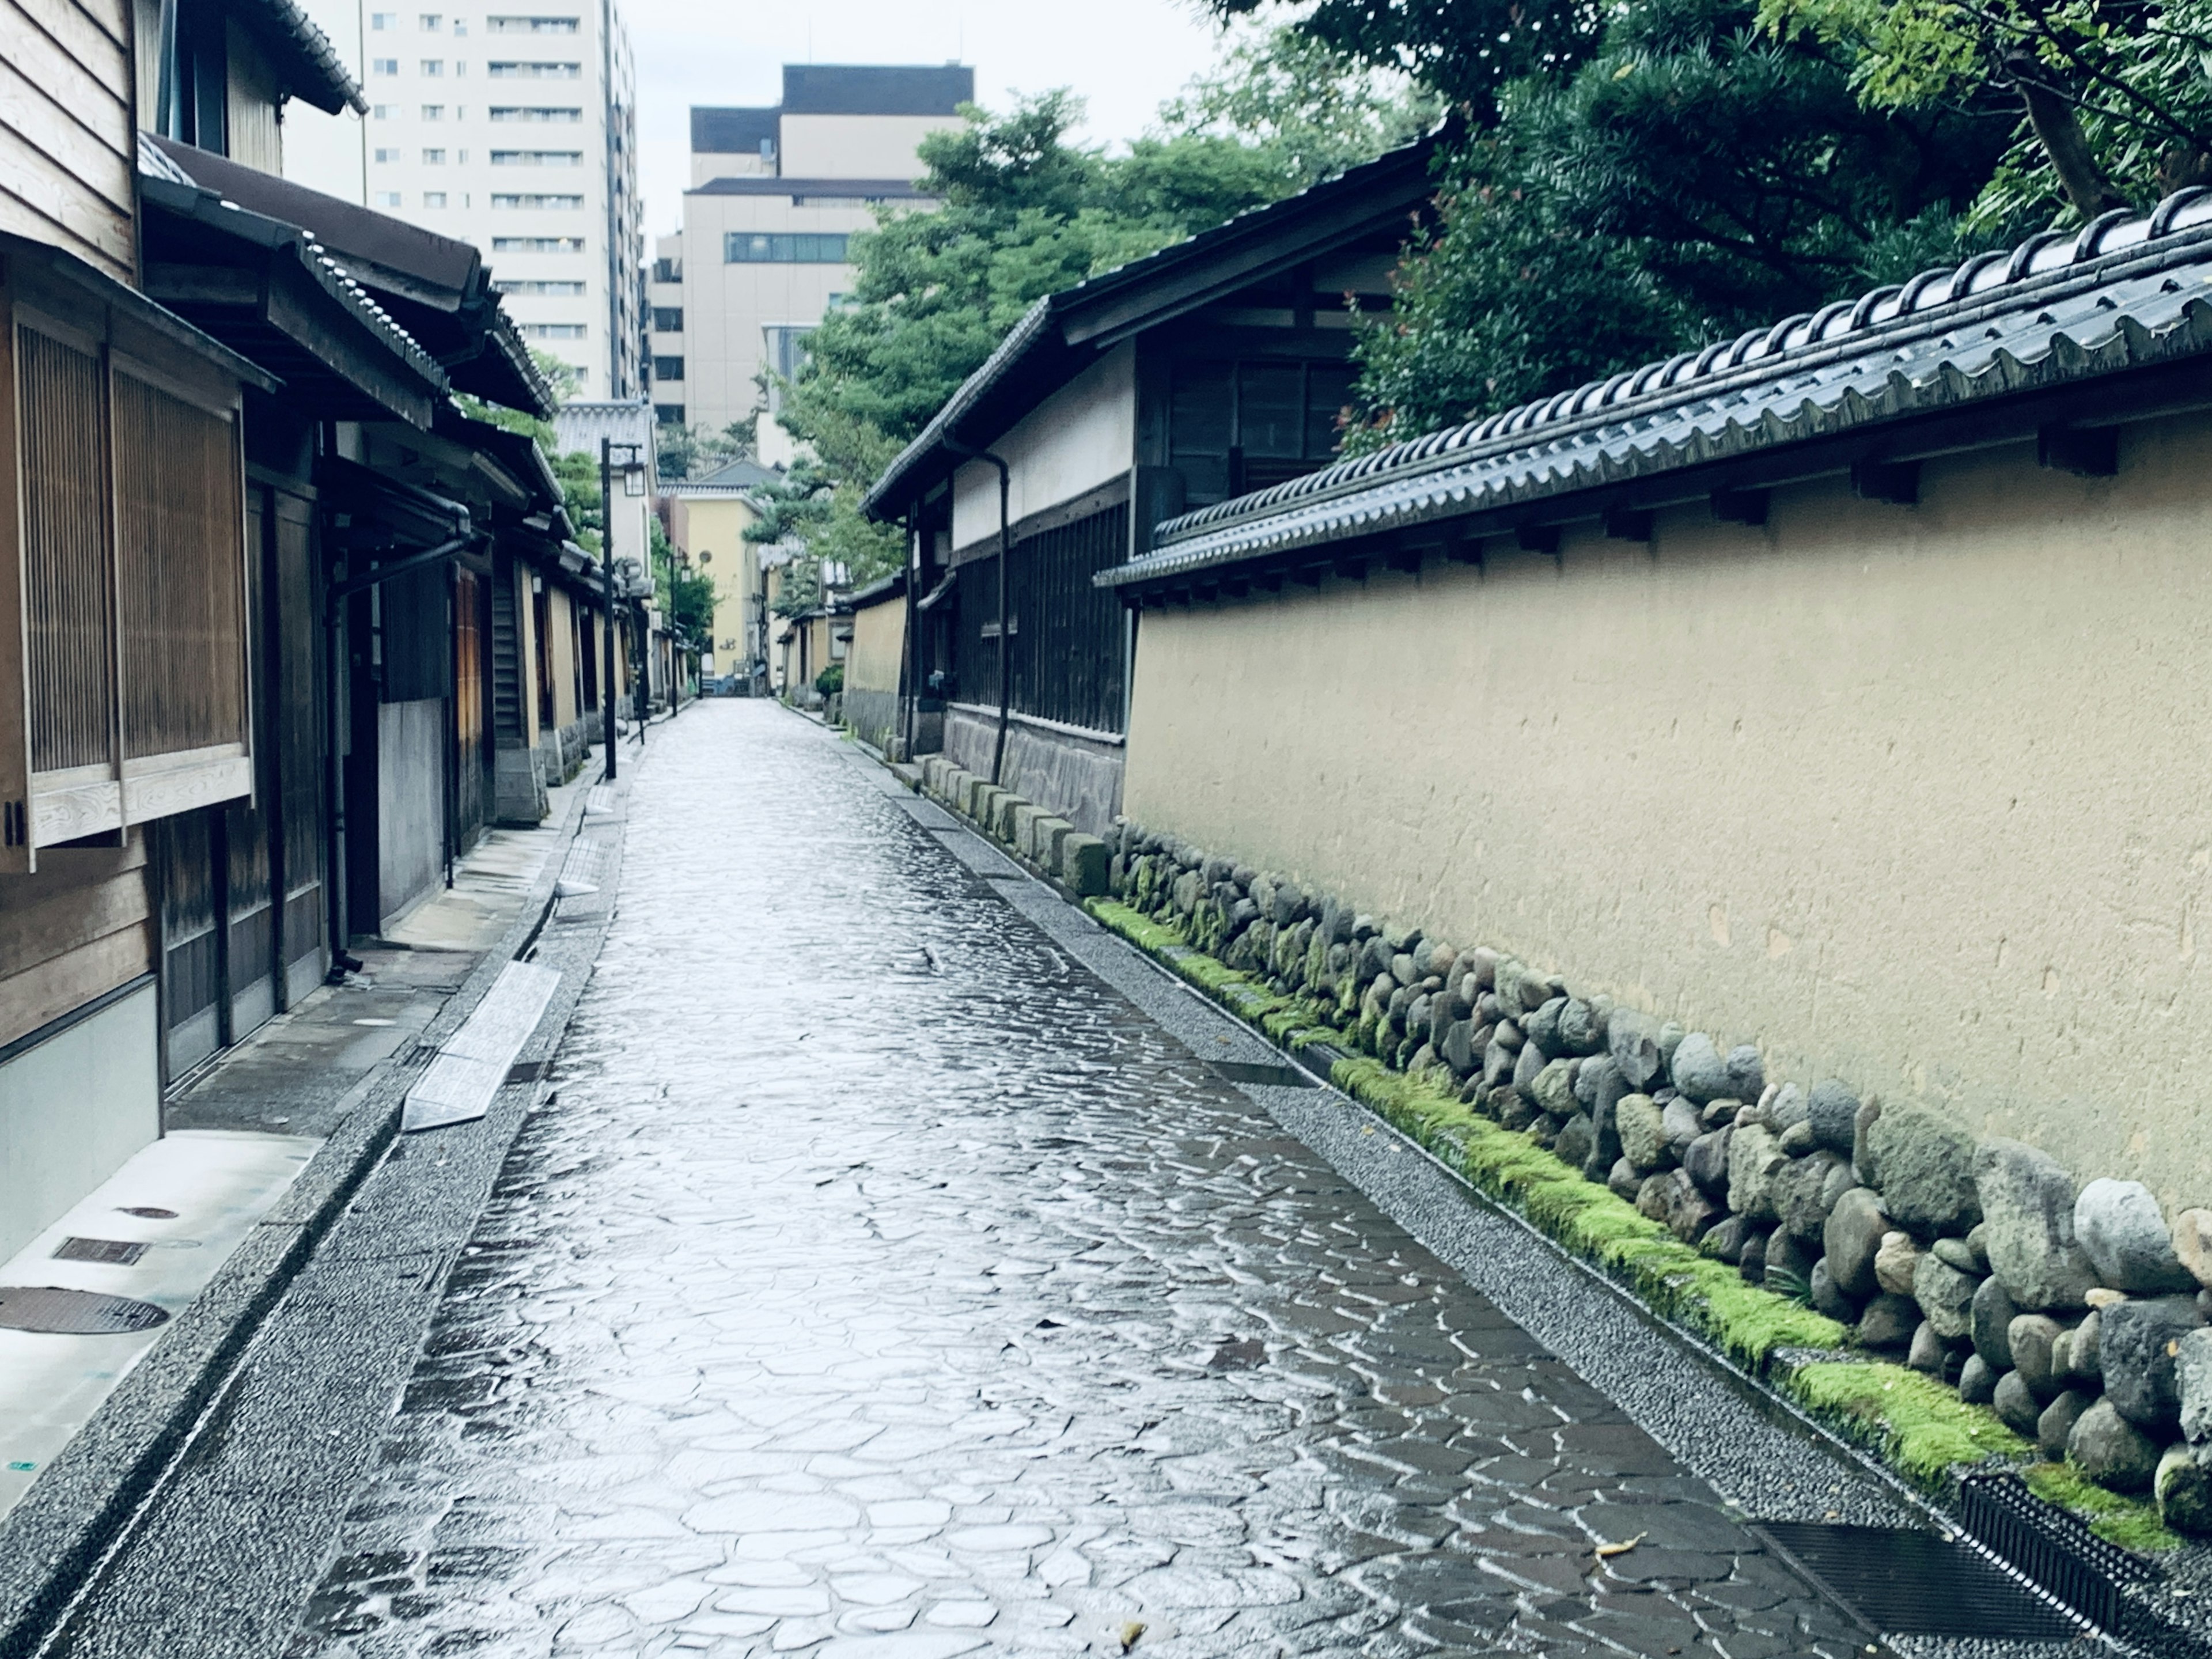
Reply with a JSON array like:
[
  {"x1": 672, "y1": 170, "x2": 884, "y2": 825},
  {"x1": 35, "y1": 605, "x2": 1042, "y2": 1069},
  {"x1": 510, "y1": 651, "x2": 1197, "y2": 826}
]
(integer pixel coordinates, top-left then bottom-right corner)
[
  {"x1": 373, "y1": 146, "x2": 399, "y2": 162},
  {"x1": 652, "y1": 256, "x2": 681, "y2": 282},
  {"x1": 421, "y1": 11, "x2": 442, "y2": 26},
  {"x1": 493, "y1": 235, "x2": 585, "y2": 251},
  {"x1": 494, "y1": 278, "x2": 587, "y2": 295},
  {"x1": 724, "y1": 232, "x2": 850, "y2": 264},
  {"x1": 421, "y1": 58, "x2": 444, "y2": 74},
  {"x1": 651, "y1": 306, "x2": 682, "y2": 331},
  {"x1": 1166, "y1": 358, "x2": 1361, "y2": 505},
  {"x1": 654, "y1": 403, "x2": 685, "y2": 425},
  {"x1": 491, "y1": 193, "x2": 584, "y2": 209},
  {"x1": 454, "y1": 60, "x2": 467, "y2": 75},
  {"x1": 373, "y1": 57, "x2": 400, "y2": 74},
  {"x1": 372, "y1": 10, "x2": 396, "y2": 25},
  {"x1": 520, "y1": 323, "x2": 587, "y2": 339},
  {"x1": 489, "y1": 105, "x2": 581, "y2": 121},
  {"x1": 488, "y1": 13, "x2": 581, "y2": 29},
  {"x1": 373, "y1": 104, "x2": 396, "y2": 118},
  {"x1": 422, "y1": 147, "x2": 445, "y2": 162},
  {"x1": 423, "y1": 191, "x2": 448, "y2": 207},
  {"x1": 457, "y1": 149, "x2": 469, "y2": 161},
  {"x1": 652, "y1": 355, "x2": 684, "y2": 381},
  {"x1": 374, "y1": 191, "x2": 403, "y2": 206},
  {"x1": 422, "y1": 103, "x2": 444, "y2": 118},
  {"x1": 490, "y1": 149, "x2": 582, "y2": 165},
  {"x1": 453, "y1": 16, "x2": 467, "y2": 32},
  {"x1": 487, "y1": 60, "x2": 581, "y2": 78}
]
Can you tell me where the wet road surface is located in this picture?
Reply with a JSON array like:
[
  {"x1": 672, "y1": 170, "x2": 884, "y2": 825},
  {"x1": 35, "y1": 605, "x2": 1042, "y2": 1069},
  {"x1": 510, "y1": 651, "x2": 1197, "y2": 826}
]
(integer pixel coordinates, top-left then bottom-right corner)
[{"x1": 278, "y1": 704, "x2": 1868, "y2": 1658}]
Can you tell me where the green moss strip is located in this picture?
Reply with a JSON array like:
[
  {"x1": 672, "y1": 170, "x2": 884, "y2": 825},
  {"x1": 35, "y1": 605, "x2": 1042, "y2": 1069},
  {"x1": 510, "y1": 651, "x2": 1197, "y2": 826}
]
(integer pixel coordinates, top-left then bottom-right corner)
[
  {"x1": 2024, "y1": 1460, "x2": 2183, "y2": 1553},
  {"x1": 1080, "y1": 894, "x2": 2130, "y2": 1531}
]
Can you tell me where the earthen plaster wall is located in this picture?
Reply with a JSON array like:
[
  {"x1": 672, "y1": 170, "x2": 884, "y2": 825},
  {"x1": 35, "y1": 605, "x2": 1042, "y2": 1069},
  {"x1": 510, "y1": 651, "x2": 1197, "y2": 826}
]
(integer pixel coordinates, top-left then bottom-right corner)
[{"x1": 1123, "y1": 414, "x2": 2212, "y2": 1210}]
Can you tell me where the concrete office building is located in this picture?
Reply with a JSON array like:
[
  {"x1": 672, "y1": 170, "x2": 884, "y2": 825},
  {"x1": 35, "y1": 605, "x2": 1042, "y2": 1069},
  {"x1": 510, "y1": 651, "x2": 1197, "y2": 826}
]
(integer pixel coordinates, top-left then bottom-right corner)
[
  {"x1": 285, "y1": 0, "x2": 645, "y2": 399},
  {"x1": 650, "y1": 65, "x2": 969, "y2": 445}
]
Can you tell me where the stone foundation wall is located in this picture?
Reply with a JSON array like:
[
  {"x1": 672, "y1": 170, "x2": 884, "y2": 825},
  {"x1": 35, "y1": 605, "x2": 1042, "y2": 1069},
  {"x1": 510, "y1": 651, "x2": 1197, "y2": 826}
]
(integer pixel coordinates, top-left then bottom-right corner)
[
  {"x1": 1100, "y1": 817, "x2": 2212, "y2": 1540},
  {"x1": 941, "y1": 706, "x2": 1122, "y2": 835}
]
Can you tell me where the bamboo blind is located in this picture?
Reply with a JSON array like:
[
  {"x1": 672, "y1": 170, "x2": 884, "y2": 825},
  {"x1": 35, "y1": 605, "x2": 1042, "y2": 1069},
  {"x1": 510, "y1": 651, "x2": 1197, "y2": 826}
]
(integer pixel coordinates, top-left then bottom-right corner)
[
  {"x1": 18, "y1": 325, "x2": 115, "y2": 772},
  {"x1": 113, "y1": 370, "x2": 245, "y2": 759}
]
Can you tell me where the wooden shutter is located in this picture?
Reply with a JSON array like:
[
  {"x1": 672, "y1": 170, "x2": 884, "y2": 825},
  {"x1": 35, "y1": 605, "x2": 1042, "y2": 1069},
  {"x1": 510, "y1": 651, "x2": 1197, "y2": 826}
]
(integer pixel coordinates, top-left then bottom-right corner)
[{"x1": 2, "y1": 281, "x2": 254, "y2": 871}]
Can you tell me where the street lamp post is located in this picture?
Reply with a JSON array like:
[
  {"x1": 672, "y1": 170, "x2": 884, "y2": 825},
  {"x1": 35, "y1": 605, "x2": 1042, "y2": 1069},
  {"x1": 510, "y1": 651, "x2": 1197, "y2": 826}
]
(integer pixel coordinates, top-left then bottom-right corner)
[{"x1": 599, "y1": 437, "x2": 645, "y2": 779}]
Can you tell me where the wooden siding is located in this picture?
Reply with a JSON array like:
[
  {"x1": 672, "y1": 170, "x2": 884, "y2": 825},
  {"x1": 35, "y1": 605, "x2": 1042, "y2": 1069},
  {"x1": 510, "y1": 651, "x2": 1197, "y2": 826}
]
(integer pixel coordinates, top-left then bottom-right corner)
[
  {"x1": 0, "y1": 838, "x2": 153, "y2": 1047},
  {"x1": 0, "y1": 0, "x2": 137, "y2": 280},
  {"x1": 224, "y1": 21, "x2": 280, "y2": 175}
]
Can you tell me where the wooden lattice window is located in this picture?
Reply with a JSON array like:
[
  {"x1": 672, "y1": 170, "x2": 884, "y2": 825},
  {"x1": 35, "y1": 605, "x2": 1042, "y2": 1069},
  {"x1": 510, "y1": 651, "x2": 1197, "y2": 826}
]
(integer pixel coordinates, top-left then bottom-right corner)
[{"x1": 2, "y1": 274, "x2": 254, "y2": 871}]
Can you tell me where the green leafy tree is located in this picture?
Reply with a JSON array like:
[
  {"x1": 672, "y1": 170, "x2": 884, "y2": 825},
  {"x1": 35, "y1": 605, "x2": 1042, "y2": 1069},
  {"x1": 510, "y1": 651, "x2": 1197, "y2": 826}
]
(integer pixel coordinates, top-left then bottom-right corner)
[
  {"x1": 1214, "y1": 0, "x2": 2013, "y2": 444},
  {"x1": 649, "y1": 515, "x2": 717, "y2": 643},
  {"x1": 1760, "y1": 0, "x2": 2212, "y2": 224},
  {"x1": 655, "y1": 414, "x2": 760, "y2": 483}
]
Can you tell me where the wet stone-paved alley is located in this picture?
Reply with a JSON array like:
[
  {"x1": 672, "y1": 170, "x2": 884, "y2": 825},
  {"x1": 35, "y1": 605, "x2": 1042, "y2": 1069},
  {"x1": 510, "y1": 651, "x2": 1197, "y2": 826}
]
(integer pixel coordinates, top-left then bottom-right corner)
[{"x1": 282, "y1": 704, "x2": 1869, "y2": 1658}]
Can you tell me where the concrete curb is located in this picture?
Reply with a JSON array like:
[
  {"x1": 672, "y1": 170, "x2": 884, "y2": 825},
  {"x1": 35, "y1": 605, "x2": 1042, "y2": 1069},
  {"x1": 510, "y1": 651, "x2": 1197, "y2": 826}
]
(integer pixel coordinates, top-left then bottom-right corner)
[{"x1": 0, "y1": 774, "x2": 604, "y2": 1659}]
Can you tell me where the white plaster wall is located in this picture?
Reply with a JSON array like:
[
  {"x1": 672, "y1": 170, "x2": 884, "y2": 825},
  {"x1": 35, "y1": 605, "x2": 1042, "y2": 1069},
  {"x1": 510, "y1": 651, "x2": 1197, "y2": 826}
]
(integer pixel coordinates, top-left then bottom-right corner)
[
  {"x1": 1122, "y1": 414, "x2": 2212, "y2": 1211},
  {"x1": 0, "y1": 984, "x2": 160, "y2": 1264},
  {"x1": 951, "y1": 343, "x2": 1134, "y2": 552}
]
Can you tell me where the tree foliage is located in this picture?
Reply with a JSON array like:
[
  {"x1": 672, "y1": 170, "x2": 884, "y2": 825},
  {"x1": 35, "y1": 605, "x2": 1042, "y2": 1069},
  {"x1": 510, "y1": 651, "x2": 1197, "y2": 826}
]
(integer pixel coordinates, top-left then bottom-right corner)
[
  {"x1": 1213, "y1": 0, "x2": 2018, "y2": 445},
  {"x1": 1762, "y1": 0, "x2": 2212, "y2": 223}
]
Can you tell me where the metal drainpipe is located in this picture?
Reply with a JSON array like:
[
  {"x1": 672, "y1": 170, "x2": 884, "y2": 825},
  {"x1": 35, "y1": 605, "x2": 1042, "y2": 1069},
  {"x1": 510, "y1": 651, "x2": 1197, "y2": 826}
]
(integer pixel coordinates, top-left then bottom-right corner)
[
  {"x1": 899, "y1": 510, "x2": 918, "y2": 761},
  {"x1": 945, "y1": 443, "x2": 1013, "y2": 786}
]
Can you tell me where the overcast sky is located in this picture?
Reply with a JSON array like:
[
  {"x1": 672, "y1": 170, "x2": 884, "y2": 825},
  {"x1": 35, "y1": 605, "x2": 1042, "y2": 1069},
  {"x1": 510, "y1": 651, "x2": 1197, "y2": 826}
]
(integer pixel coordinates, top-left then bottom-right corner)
[{"x1": 624, "y1": 0, "x2": 1238, "y2": 236}]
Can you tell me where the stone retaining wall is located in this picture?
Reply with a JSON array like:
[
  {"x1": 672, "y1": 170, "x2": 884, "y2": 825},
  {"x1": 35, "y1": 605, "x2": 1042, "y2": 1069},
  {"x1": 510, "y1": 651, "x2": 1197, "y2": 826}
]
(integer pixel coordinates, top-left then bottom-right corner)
[
  {"x1": 1090, "y1": 816, "x2": 2212, "y2": 1543},
  {"x1": 914, "y1": 753, "x2": 1113, "y2": 896}
]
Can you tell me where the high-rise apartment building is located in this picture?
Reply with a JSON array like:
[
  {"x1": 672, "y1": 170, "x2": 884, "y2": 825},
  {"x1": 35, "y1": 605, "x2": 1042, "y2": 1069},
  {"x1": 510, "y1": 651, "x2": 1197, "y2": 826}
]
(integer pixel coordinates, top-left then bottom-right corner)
[
  {"x1": 652, "y1": 65, "x2": 969, "y2": 445},
  {"x1": 286, "y1": 0, "x2": 644, "y2": 399}
]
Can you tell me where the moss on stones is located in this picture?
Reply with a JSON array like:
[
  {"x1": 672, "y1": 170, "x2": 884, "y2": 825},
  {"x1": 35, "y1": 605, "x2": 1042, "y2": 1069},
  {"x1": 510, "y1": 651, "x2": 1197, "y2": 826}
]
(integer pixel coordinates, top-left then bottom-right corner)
[
  {"x1": 1786, "y1": 1362, "x2": 2029, "y2": 1487},
  {"x1": 2024, "y1": 1459, "x2": 2184, "y2": 1552},
  {"x1": 1080, "y1": 891, "x2": 2194, "y2": 1551}
]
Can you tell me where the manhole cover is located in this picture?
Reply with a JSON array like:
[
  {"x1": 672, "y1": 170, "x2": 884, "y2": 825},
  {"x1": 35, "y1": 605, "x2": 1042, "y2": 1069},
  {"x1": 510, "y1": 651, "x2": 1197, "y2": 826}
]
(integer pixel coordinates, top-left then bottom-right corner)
[
  {"x1": 1211, "y1": 1060, "x2": 1315, "y2": 1089},
  {"x1": 116, "y1": 1207, "x2": 176, "y2": 1219},
  {"x1": 1753, "y1": 1522, "x2": 2082, "y2": 1640},
  {"x1": 51, "y1": 1237, "x2": 146, "y2": 1265},
  {"x1": 0, "y1": 1286, "x2": 169, "y2": 1334}
]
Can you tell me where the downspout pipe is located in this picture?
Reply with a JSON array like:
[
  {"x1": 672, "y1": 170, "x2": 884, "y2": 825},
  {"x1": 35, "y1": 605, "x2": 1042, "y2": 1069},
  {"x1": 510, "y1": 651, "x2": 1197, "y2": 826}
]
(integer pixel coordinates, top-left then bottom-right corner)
[
  {"x1": 899, "y1": 510, "x2": 917, "y2": 762},
  {"x1": 944, "y1": 443, "x2": 1012, "y2": 786}
]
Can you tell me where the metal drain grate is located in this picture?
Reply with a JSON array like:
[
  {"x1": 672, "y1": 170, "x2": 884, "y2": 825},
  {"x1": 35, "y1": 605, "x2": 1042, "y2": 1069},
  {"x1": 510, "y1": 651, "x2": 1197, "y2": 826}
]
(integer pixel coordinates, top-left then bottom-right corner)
[
  {"x1": 1211, "y1": 1060, "x2": 1316, "y2": 1089},
  {"x1": 116, "y1": 1206, "x2": 176, "y2": 1219},
  {"x1": 0, "y1": 1286, "x2": 170, "y2": 1334},
  {"x1": 1957, "y1": 1470, "x2": 2157, "y2": 1632},
  {"x1": 1753, "y1": 1522, "x2": 2082, "y2": 1640},
  {"x1": 51, "y1": 1237, "x2": 146, "y2": 1265}
]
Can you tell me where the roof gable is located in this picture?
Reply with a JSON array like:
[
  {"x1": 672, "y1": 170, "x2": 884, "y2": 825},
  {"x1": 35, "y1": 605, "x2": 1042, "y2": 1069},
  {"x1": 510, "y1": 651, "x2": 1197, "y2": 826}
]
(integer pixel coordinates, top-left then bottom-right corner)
[{"x1": 862, "y1": 129, "x2": 1448, "y2": 519}]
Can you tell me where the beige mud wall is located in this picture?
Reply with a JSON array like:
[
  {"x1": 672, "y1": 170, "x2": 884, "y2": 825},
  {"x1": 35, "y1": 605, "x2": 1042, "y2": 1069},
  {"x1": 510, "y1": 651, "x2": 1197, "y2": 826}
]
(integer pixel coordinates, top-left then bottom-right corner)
[{"x1": 1124, "y1": 414, "x2": 2212, "y2": 1211}]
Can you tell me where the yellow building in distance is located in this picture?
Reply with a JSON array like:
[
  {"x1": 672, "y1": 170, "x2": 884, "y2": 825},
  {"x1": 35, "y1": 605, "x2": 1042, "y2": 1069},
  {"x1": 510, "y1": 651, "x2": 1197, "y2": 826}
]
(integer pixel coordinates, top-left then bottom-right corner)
[{"x1": 665, "y1": 457, "x2": 781, "y2": 684}]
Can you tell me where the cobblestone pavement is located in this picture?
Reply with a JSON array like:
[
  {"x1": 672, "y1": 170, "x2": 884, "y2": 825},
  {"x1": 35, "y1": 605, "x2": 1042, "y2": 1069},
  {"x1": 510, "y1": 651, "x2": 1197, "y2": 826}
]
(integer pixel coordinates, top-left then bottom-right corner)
[{"x1": 285, "y1": 703, "x2": 1872, "y2": 1659}]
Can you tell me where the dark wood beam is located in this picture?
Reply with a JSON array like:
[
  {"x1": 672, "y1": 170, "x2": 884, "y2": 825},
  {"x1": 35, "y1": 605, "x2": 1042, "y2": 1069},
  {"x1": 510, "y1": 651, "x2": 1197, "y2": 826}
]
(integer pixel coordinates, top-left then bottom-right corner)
[
  {"x1": 1516, "y1": 522, "x2": 1561, "y2": 555},
  {"x1": 1850, "y1": 459, "x2": 1921, "y2": 506},
  {"x1": 2037, "y1": 423, "x2": 2119, "y2": 477},
  {"x1": 1710, "y1": 487, "x2": 1769, "y2": 527},
  {"x1": 1603, "y1": 507, "x2": 1654, "y2": 542}
]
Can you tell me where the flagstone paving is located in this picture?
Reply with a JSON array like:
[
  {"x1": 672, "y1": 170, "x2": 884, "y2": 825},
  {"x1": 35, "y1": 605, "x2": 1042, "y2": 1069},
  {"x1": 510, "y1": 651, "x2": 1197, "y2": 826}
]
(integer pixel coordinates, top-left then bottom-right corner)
[{"x1": 280, "y1": 703, "x2": 1870, "y2": 1658}]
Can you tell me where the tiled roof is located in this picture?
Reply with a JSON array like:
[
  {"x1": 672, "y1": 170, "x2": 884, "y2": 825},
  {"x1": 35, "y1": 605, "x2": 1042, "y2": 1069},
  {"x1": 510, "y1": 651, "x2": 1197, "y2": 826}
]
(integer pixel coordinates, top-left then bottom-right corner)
[{"x1": 1105, "y1": 189, "x2": 2212, "y2": 587}]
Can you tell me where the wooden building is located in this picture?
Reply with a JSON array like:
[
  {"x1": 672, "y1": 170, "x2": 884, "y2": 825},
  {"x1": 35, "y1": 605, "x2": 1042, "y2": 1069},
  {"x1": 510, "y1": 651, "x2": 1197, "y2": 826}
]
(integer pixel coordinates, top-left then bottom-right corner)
[
  {"x1": 861, "y1": 134, "x2": 1443, "y2": 831},
  {"x1": 1, "y1": 0, "x2": 577, "y2": 1257}
]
